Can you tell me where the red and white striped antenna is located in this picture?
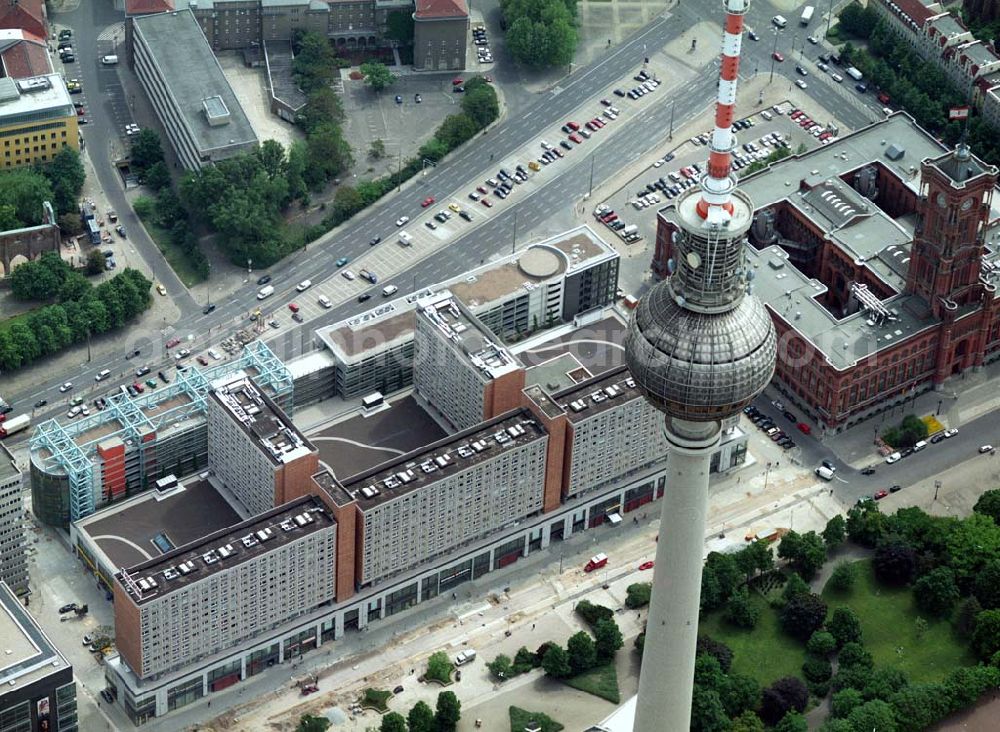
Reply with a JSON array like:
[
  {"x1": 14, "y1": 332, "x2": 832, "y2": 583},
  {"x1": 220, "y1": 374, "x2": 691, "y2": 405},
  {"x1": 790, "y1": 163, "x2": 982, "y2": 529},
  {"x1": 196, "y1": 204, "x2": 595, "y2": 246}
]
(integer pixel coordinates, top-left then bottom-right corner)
[{"x1": 695, "y1": 0, "x2": 750, "y2": 224}]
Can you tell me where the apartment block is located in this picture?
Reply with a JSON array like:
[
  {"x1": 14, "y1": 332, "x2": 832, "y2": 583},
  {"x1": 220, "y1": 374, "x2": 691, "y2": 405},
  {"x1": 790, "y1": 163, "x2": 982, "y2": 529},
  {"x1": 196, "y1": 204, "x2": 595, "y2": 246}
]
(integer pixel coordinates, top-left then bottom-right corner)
[
  {"x1": 0, "y1": 444, "x2": 26, "y2": 593},
  {"x1": 0, "y1": 74, "x2": 77, "y2": 169},
  {"x1": 207, "y1": 374, "x2": 318, "y2": 516},
  {"x1": 338, "y1": 410, "x2": 547, "y2": 585},
  {"x1": 413, "y1": 0, "x2": 468, "y2": 71},
  {"x1": 413, "y1": 291, "x2": 525, "y2": 432},
  {"x1": 130, "y1": 9, "x2": 258, "y2": 170},
  {"x1": 113, "y1": 495, "x2": 336, "y2": 680},
  {"x1": 191, "y1": 0, "x2": 263, "y2": 51},
  {"x1": 0, "y1": 581, "x2": 77, "y2": 732}
]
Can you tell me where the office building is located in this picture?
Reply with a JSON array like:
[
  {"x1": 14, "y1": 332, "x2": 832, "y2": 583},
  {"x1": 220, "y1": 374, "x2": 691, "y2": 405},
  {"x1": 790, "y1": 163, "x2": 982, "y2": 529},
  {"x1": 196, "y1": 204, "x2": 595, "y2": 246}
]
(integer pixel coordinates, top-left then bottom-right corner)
[
  {"x1": 130, "y1": 9, "x2": 258, "y2": 170},
  {"x1": 113, "y1": 495, "x2": 335, "y2": 685},
  {"x1": 0, "y1": 443, "x2": 26, "y2": 593},
  {"x1": 312, "y1": 226, "x2": 620, "y2": 403},
  {"x1": 413, "y1": 291, "x2": 525, "y2": 432},
  {"x1": 652, "y1": 110, "x2": 1000, "y2": 433},
  {"x1": 413, "y1": 0, "x2": 468, "y2": 71},
  {"x1": 207, "y1": 374, "x2": 318, "y2": 516},
  {"x1": 0, "y1": 74, "x2": 77, "y2": 169},
  {"x1": 0, "y1": 580, "x2": 78, "y2": 732}
]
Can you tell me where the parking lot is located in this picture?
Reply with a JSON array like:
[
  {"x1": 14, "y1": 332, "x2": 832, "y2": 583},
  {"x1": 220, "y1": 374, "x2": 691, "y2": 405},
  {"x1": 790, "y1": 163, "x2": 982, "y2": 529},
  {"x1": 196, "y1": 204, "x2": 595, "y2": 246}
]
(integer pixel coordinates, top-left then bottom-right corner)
[{"x1": 591, "y1": 99, "x2": 840, "y2": 254}]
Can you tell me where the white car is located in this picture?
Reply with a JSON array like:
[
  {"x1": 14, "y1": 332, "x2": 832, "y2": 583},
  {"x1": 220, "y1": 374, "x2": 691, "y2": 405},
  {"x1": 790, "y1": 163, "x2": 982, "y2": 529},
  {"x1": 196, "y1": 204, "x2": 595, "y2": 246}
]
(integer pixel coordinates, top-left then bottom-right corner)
[
  {"x1": 943, "y1": 428, "x2": 958, "y2": 438},
  {"x1": 174, "y1": 348, "x2": 191, "y2": 361},
  {"x1": 807, "y1": 35, "x2": 819, "y2": 44},
  {"x1": 66, "y1": 406, "x2": 82, "y2": 418},
  {"x1": 59, "y1": 382, "x2": 73, "y2": 393},
  {"x1": 885, "y1": 452, "x2": 901, "y2": 464},
  {"x1": 652, "y1": 159, "x2": 664, "y2": 168},
  {"x1": 296, "y1": 279, "x2": 312, "y2": 292},
  {"x1": 979, "y1": 445, "x2": 994, "y2": 454},
  {"x1": 342, "y1": 270, "x2": 356, "y2": 281},
  {"x1": 207, "y1": 349, "x2": 222, "y2": 360},
  {"x1": 395, "y1": 215, "x2": 409, "y2": 227},
  {"x1": 795, "y1": 79, "x2": 807, "y2": 89}
]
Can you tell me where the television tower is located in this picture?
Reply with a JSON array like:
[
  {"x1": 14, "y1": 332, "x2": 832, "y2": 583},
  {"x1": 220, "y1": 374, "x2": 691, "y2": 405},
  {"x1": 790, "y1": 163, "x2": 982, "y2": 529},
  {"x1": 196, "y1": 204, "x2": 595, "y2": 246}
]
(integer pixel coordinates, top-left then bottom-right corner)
[{"x1": 625, "y1": 1, "x2": 776, "y2": 730}]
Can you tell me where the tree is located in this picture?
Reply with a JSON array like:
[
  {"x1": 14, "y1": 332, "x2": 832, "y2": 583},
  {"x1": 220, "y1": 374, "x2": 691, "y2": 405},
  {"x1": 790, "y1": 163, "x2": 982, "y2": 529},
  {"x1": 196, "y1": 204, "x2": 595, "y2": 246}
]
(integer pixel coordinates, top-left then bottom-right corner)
[
  {"x1": 130, "y1": 129, "x2": 165, "y2": 175},
  {"x1": 973, "y1": 559, "x2": 1000, "y2": 609},
  {"x1": 408, "y1": 701, "x2": 435, "y2": 732},
  {"x1": 730, "y1": 710, "x2": 765, "y2": 732},
  {"x1": 974, "y1": 488, "x2": 1000, "y2": 525},
  {"x1": 972, "y1": 608, "x2": 1000, "y2": 660},
  {"x1": 777, "y1": 530, "x2": 827, "y2": 580},
  {"x1": 689, "y1": 687, "x2": 729, "y2": 732},
  {"x1": 380, "y1": 712, "x2": 408, "y2": 732},
  {"x1": 144, "y1": 161, "x2": 171, "y2": 191},
  {"x1": 838, "y1": 642, "x2": 874, "y2": 671},
  {"x1": 724, "y1": 587, "x2": 760, "y2": 629},
  {"x1": 42, "y1": 147, "x2": 86, "y2": 214},
  {"x1": 575, "y1": 600, "x2": 614, "y2": 627},
  {"x1": 759, "y1": 677, "x2": 808, "y2": 726},
  {"x1": 292, "y1": 31, "x2": 337, "y2": 93},
  {"x1": 826, "y1": 561, "x2": 857, "y2": 593},
  {"x1": 295, "y1": 714, "x2": 331, "y2": 732},
  {"x1": 487, "y1": 654, "x2": 512, "y2": 681},
  {"x1": 426, "y1": 651, "x2": 452, "y2": 683},
  {"x1": 297, "y1": 87, "x2": 345, "y2": 133},
  {"x1": 735, "y1": 539, "x2": 774, "y2": 582},
  {"x1": 913, "y1": 566, "x2": 960, "y2": 617},
  {"x1": 862, "y1": 667, "x2": 908, "y2": 703},
  {"x1": 954, "y1": 596, "x2": 983, "y2": 638},
  {"x1": 889, "y1": 683, "x2": 951, "y2": 732},
  {"x1": 566, "y1": 630, "x2": 597, "y2": 674},
  {"x1": 696, "y1": 636, "x2": 733, "y2": 673},
  {"x1": 782, "y1": 572, "x2": 810, "y2": 602},
  {"x1": 828, "y1": 606, "x2": 863, "y2": 647},
  {"x1": 513, "y1": 646, "x2": 537, "y2": 673},
  {"x1": 830, "y1": 687, "x2": 864, "y2": 718},
  {"x1": 625, "y1": 582, "x2": 652, "y2": 608},
  {"x1": 59, "y1": 272, "x2": 90, "y2": 304},
  {"x1": 846, "y1": 699, "x2": 898, "y2": 732},
  {"x1": 436, "y1": 114, "x2": 478, "y2": 150},
  {"x1": 541, "y1": 643, "x2": 571, "y2": 678},
  {"x1": 946, "y1": 512, "x2": 1000, "y2": 587},
  {"x1": 846, "y1": 501, "x2": 886, "y2": 547},
  {"x1": 461, "y1": 84, "x2": 500, "y2": 129},
  {"x1": 780, "y1": 592, "x2": 828, "y2": 641},
  {"x1": 873, "y1": 535, "x2": 917, "y2": 586},
  {"x1": 306, "y1": 122, "x2": 353, "y2": 184},
  {"x1": 328, "y1": 185, "x2": 364, "y2": 227},
  {"x1": 385, "y1": 10, "x2": 415, "y2": 42},
  {"x1": 501, "y1": 0, "x2": 578, "y2": 68},
  {"x1": 838, "y1": 2, "x2": 881, "y2": 39},
  {"x1": 801, "y1": 655, "x2": 832, "y2": 684},
  {"x1": 360, "y1": 61, "x2": 397, "y2": 92},
  {"x1": 0, "y1": 168, "x2": 53, "y2": 227},
  {"x1": 719, "y1": 673, "x2": 760, "y2": 718},
  {"x1": 823, "y1": 515, "x2": 847, "y2": 548},
  {"x1": 86, "y1": 248, "x2": 107, "y2": 275},
  {"x1": 10, "y1": 252, "x2": 70, "y2": 301},
  {"x1": 773, "y1": 712, "x2": 808, "y2": 732},
  {"x1": 434, "y1": 690, "x2": 460, "y2": 732},
  {"x1": 369, "y1": 138, "x2": 386, "y2": 159},
  {"x1": 705, "y1": 552, "x2": 741, "y2": 601},
  {"x1": 593, "y1": 618, "x2": 623, "y2": 662},
  {"x1": 57, "y1": 212, "x2": 83, "y2": 236},
  {"x1": 806, "y1": 631, "x2": 837, "y2": 657}
]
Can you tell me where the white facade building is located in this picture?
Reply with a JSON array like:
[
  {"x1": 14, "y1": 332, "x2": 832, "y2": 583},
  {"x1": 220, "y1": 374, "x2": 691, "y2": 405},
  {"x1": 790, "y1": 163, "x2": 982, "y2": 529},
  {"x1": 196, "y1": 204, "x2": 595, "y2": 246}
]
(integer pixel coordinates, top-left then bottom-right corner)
[{"x1": 0, "y1": 444, "x2": 26, "y2": 593}]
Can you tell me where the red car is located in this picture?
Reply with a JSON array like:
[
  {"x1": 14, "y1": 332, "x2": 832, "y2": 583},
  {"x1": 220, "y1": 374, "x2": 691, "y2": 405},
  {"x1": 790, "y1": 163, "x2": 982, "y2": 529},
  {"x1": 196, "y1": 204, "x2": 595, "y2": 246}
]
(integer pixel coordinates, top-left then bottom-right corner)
[
  {"x1": 790, "y1": 110, "x2": 803, "y2": 119},
  {"x1": 421, "y1": 196, "x2": 435, "y2": 208},
  {"x1": 288, "y1": 302, "x2": 300, "y2": 312},
  {"x1": 197, "y1": 355, "x2": 209, "y2": 366},
  {"x1": 592, "y1": 118, "x2": 605, "y2": 128},
  {"x1": 76, "y1": 107, "x2": 85, "y2": 116},
  {"x1": 476, "y1": 185, "x2": 487, "y2": 194},
  {"x1": 165, "y1": 337, "x2": 181, "y2": 348},
  {"x1": 772, "y1": 51, "x2": 784, "y2": 62},
  {"x1": 639, "y1": 561, "x2": 655, "y2": 571},
  {"x1": 451, "y1": 78, "x2": 463, "y2": 86},
  {"x1": 132, "y1": 382, "x2": 145, "y2": 394},
  {"x1": 480, "y1": 198, "x2": 493, "y2": 207},
  {"x1": 567, "y1": 121, "x2": 580, "y2": 131},
  {"x1": 797, "y1": 422, "x2": 811, "y2": 435},
  {"x1": 569, "y1": 133, "x2": 583, "y2": 144},
  {"x1": 874, "y1": 489, "x2": 889, "y2": 500}
]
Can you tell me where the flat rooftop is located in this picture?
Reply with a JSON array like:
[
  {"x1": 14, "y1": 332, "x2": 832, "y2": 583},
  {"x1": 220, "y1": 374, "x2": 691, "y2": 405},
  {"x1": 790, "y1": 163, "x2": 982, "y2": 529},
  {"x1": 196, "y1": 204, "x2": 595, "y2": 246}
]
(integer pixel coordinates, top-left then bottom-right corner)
[
  {"x1": 209, "y1": 375, "x2": 314, "y2": 466},
  {"x1": 132, "y1": 9, "x2": 257, "y2": 156},
  {"x1": 0, "y1": 581, "x2": 71, "y2": 691},
  {"x1": 309, "y1": 394, "x2": 446, "y2": 479},
  {"x1": 516, "y1": 314, "x2": 627, "y2": 392},
  {"x1": 115, "y1": 495, "x2": 332, "y2": 606},
  {"x1": 338, "y1": 410, "x2": 545, "y2": 509},
  {"x1": 553, "y1": 365, "x2": 642, "y2": 423},
  {"x1": 0, "y1": 74, "x2": 72, "y2": 121},
  {"x1": 416, "y1": 291, "x2": 520, "y2": 381},
  {"x1": 75, "y1": 476, "x2": 241, "y2": 571},
  {"x1": 321, "y1": 305, "x2": 416, "y2": 362}
]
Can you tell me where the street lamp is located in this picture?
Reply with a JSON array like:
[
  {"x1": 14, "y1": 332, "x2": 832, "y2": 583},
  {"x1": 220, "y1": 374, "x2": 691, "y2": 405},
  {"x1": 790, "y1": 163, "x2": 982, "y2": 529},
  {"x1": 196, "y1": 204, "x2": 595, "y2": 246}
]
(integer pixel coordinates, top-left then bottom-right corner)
[{"x1": 769, "y1": 27, "x2": 781, "y2": 84}]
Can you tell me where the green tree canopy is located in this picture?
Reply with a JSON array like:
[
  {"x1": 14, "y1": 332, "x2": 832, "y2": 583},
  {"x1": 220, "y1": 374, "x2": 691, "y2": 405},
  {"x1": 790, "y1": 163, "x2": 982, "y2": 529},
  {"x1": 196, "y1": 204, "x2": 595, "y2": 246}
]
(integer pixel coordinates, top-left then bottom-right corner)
[
  {"x1": 541, "y1": 643, "x2": 571, "y2": 678},
  {"x1": 461, "y1": 83, "x2": 500, "y2": 129},
  {"x1": 913, "y1": 566, "x2": 960, "y2": 617},
  {"x1": 780, "y1": 592, "x2": 828, "y2": 641},
  {"x1": 380, "y1": 712, "x2": 407, "y2": 732},
  {"x1": 293, "y1": 31, "x2": 338, "y2": 93},
  {"x1": 593, "y1": 618, "x2": 623, "y2": 662},
  {"x1": 689, "y1": 687, "x2": 729, "y2": 732},
  {"x1": 0, "y1": 168, "x2": 53, "y2": 227},
  {"x1": 972, "y1": 608, "x2": 1000, "y2": 660},
  {"x1": 385, "y1": 10, "x2": 415, "y2": 42},
  {"x1": 486, "y1": 654, "x2": 512, "y2": 681},
  {"x1": 724, "y1": 586, "x2": 760, "y2": 629},
  {"x1": 828, "y1": 606, "x2": 863, "y2": 648},
  {"x1": 873, "y1": 535, "x2": 917, "y2": 585},
  {"x1": 974, "y1": 488, "x2": 1000, "y2": 525},
  {"x1": 40, "y1": 147, "x2": 86, "y2": 215},
  {"x1": 408, "y1": 700, "x2": 434, "y2": 732},
  {"x1": 295, "y1": 713, "x2": 330, "y2": 732},
  {"x1": 501, "y1": 0, "x2": 578, "y2": 68},
  {"x1": 434, "y1": 690, "x2": 461, "y2": 732},
  {"x1": 566, "y1": 630, "x2": 596, "y2": 674},
  {"x1": 777, "y1": 530, "x2": 827, "y2": 579},
  {"x1": 625, "y1": 582, "x2": 651, "y2": 609},
  {"x1": 130, "y1": 129, "x2": 165, "y2": 176},
  {"x1": 360, "y1": 61, "x2": 397, "y2": 92},
  {"x1": 822, "y1": 515, "x2": 847, "y2": 548}
]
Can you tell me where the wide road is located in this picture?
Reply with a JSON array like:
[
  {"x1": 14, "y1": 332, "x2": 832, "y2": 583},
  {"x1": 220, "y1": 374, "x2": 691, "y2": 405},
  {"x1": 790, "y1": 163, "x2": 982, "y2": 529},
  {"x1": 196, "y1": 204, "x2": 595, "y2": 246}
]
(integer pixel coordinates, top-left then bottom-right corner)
[{"x1": 16, "y1": 1, "x2": 889, "y2": 425}]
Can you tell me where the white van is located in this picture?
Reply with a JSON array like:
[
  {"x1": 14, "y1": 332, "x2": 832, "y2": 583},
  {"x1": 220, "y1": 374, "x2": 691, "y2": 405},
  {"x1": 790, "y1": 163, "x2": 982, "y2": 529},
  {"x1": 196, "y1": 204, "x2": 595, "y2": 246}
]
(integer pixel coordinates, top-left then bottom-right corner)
[
  {"x1": 317, "y1": 295, "x2": 332, "y2": 309},
  {"x1": 621, "y1": 224, "x2": 639, "y2": 236},
  {"x1": 95, "y1": 369, "x2": 111, "y2": 381},
  {"x1": 913, "y1": 440, "x2": 928, "y2": 451},
  {"x1": 100, "y1": 54, "x2": 118, "y2": 65},
  {"x1": 257, "y1": 285, "x2": 275, "y2": 300},
  {"x1": 845, "y1": 66, "x2": 863, "y2": 81},
  {"x1": 454, "y1": 649, "x2": 477, "y2": 666},
  {"x1": 815, "y1": 466, "x2": 835, "y2": 481},
  {"x1": 382, "y1": 285, "x2": 398, "y2": 298},
  {"x1": 760, "y1": 110, "x2": 773, "y2": 121},
  {"x1": 398, "y1": 231, "x2": 413, "y2": 246},
  {"x1": 771, "y1": 15, "x2": 787, "y2": 28}
]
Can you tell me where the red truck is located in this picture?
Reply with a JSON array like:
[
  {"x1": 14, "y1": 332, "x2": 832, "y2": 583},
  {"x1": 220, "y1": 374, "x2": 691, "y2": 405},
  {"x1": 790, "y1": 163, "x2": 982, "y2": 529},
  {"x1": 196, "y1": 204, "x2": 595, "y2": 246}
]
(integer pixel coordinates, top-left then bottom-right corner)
[{"x1": 585, "y1": 553, "x2": 609, "y2": 572}]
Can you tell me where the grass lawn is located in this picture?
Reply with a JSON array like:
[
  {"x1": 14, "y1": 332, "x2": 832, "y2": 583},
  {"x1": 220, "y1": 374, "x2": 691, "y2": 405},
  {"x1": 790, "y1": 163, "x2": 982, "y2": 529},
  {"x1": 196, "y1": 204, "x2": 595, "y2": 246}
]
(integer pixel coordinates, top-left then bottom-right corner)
[
  {"x1": 509, "y1": 707, "x2": 564, "y2": 732},
  {"x1": 699, "y1": 592, "x2": 807, "y2": 686},
  {"x1": 821, "y1": 560, "x2": 976, "y2": 683},
  {"x1": 361, "y1": 688, "x2": 391, "y2": 712},
  {"x1": 134, "y1": 210, "x2": 206, "y2": 287},
  {"x1": 0, "y1": 310, "x2": 31, "y2": 335},
  {"x1": 563, "y1": 662, "x2": 620, "y2": 704}
]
